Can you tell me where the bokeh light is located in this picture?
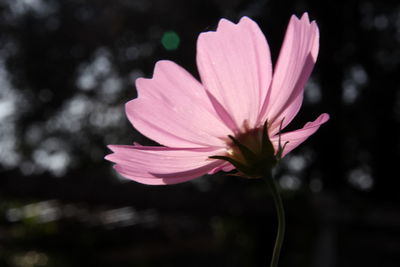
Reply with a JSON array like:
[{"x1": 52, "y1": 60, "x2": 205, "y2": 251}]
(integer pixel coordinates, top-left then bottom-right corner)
[{"x1": 161, "y1": 31, "x2": 180, "y2": 51}]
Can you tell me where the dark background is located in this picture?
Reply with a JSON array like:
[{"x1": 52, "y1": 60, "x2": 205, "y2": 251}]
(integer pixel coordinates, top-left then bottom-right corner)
[{"x1": 1, "y1": 0, "x2": 400, "y2": 266}]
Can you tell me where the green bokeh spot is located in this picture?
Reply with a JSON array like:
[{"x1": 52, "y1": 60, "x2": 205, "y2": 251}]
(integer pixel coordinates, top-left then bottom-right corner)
[{"x1": 161, "y1": 31, "x2": 180, "y2": 51}]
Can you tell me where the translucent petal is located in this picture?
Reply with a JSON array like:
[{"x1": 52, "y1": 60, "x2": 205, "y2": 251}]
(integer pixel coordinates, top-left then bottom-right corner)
[
  {"x1": 271, "y1": 113, "x2": 329, "y2": 157},
  {"x1": 197, "y1": 17, "x2": 272, "y2": 131},
  {"x1": 128, "y1": 60, "x2": 232, "y2": 148},
  {"x1": 105, "y1": 145, "x2": 227, "y2": 185},
  {"x1": 260, "y1": 13, "x2": 319, "y2": 134}
]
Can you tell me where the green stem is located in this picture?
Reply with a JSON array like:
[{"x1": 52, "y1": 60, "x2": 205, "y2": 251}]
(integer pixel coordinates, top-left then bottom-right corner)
[{"x1": 264, "y1": 171, "x2": 285, "y2": 267}]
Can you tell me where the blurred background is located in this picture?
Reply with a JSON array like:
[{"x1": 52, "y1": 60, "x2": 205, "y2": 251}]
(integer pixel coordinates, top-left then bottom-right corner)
[{"x1": 0, "y1": 0, "x2": 400, "y2": 266}]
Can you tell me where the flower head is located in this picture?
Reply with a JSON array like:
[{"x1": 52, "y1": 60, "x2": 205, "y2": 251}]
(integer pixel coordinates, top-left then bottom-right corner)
[{"x1": 105, "y1": 13, "x2": 329, "y2": 185}]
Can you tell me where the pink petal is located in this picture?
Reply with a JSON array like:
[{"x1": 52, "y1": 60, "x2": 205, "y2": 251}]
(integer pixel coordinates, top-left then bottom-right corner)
[
  {"x1": 260, "y1": 13, "x2": 319, "y2": 134},
  {"x1": 128, "y1": 60, "x2": 232, "y2": 148},
  {"x1": 271, "y1": 113, "x2": 329, "y2": 158},
  {"x1": 197, "y1": 17, "x2": 273, "y2": 131},
  {"x1": 208, "y1": 162, "x2": 235, "y2": 174},
  {"x1": 105, "y1": 145, "x2": 227, "y2": 185}
]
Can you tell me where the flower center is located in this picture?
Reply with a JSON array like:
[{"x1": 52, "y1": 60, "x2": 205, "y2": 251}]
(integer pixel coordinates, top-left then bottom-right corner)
[
  {"x1": 211, "y1": 121, "x2": 281, "y2": 178},
  {"x1": 226, "y1": 127, "x2": 264, "y2": 164}
]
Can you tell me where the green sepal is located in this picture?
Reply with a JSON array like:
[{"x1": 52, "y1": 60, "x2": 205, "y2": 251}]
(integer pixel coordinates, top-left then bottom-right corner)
[
  {"x1": 228, "y1": 135, "x2": 257, "y2": 164},
  {"x1": 261, "y1": 120, "x2": 277, "y2": 164},
  {"x1": 274, "y1": 119, "x2": 289, "y2": 161},
  {"x1": 275, "y1": 140, "x2": 289, "y2": 161},
  {"x1": 209, "y1": 155, "x2": 255, "y2": 175}
]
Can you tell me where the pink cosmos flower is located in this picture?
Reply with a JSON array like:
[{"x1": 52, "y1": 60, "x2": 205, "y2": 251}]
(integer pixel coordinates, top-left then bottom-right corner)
[{"x1": 105, "y1": 13, "x2": 329, "y2": 185}]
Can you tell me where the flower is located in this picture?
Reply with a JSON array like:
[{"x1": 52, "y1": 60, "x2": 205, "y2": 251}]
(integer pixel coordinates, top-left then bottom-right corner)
[{"x1": 105, "y1": 13, "x2": 329, "y2": 185}]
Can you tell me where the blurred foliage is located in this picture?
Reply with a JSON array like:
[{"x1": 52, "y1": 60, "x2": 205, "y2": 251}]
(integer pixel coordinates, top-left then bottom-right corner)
[{"x1": 1, "y1": 0, "x2": 400, "y2": 266}]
